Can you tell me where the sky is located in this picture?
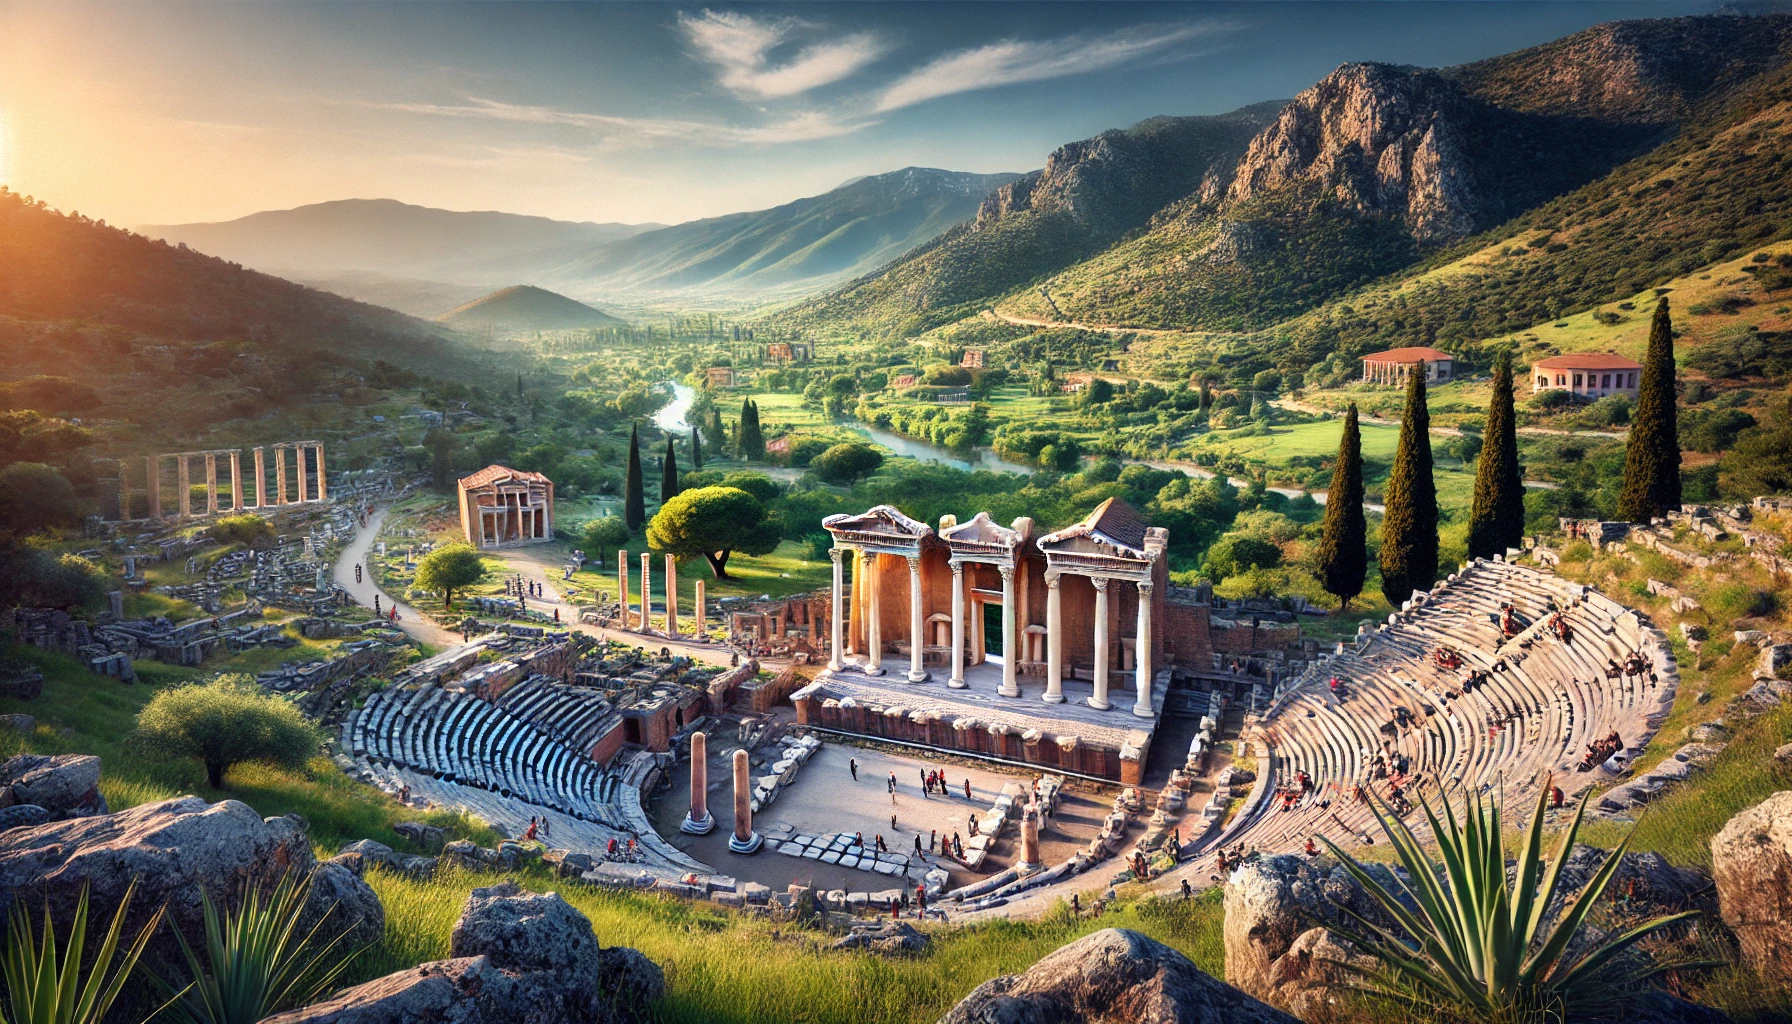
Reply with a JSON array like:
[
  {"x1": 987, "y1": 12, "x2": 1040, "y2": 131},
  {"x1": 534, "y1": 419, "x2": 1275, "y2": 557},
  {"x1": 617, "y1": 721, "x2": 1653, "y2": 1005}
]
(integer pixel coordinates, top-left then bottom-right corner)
[{"x1": 0, "y1": 0, "x2": 1724, "y2": 229}]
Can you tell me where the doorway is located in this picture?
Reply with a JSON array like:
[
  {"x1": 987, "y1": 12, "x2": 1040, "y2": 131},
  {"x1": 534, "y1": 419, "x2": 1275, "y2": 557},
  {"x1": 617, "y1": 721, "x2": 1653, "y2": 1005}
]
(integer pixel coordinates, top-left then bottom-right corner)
[{"x1": 982, "y1": 602, "x2": 1005, "y2": 666}]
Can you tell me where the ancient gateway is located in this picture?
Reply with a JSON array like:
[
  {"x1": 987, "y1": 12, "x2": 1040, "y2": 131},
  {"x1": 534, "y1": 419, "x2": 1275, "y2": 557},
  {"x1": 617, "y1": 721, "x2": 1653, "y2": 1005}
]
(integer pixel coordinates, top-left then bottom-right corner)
[
  {"x1": 795, "y1": 498, "x2": 1176, "y2": 784},
  {"x1": 457, "y1": 465, "x2": 556, "y2": 550},
  {"x1": 115, "y1": 441, "x2": 327, "y2": 520}
]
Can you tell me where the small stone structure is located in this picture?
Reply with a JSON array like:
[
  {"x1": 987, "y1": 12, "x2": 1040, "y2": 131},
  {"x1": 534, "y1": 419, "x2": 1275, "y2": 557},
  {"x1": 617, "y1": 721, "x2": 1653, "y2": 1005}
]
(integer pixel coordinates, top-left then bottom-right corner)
[{"x1": 457, "y1": 465, "x2": 555, "y2": 550}]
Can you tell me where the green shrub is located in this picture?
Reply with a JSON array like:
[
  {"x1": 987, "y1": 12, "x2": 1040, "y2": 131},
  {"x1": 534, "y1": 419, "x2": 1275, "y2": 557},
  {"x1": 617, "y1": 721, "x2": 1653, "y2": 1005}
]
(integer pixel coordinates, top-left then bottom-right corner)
[
  {"x1": 210, "y1": 515, "x2": 274, "y2": 547},
  {"x1": 133, "y1": 676, "x2": 318, "y2": 789},
  {"x1": 810, "y1": 444, "x2": 884, "y2": 484}
]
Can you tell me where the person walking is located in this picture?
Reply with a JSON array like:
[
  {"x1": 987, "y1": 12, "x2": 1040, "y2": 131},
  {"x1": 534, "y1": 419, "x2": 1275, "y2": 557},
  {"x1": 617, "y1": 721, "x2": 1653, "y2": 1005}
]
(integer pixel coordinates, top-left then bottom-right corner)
[
  {"x1": 1181, "y1": 878, "x2": 1192, "y2": 901},
  {"x1": 850, "y1": 758, "x2": 858, "y2": 781},
  {"x1": 963, "y1": 777, "x2": 972, "y2": 800},
  {"x1": 891, "y1": 813, "x2": 898, "y2": 832},
  {"x1": 919, "y1": 768, "x2": 928, "y2": 797},
  {"x1": 888, "y1": 772, "x2": 896, "y2": 794}
]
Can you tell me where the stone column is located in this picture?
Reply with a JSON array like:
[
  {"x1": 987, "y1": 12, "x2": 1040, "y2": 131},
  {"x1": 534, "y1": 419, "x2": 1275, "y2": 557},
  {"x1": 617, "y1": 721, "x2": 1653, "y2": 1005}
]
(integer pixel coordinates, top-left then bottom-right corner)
[
  {"x1": 617, "y1": 553, "x2": 630, "y2": 630},
  {"x1": 1133, "y1": 581, "x2": 1155, "y2": 719},
  {"x1": 906, "y1": 555, "x2": 928, "y2": 683},
  {"x1": 664, "y1": 554, "x2": 680, "y2": 638},
  {"x1": 828, "y1": 549, "x2": 845, "y2": 671},
  {"x1": 228, "y1": 451, "x2": 242, "y2": 512},
  {"x1": 314, "y1": 445, "x2": 327, "y2": 502},
  {"x1": 204, "y1": 454, "x2": 218, "y2": 514},
  {"x1": 695, "y1": 580, "x2": 707, "y2": 641},
  {"x1": 998, "y1": 565, "x2": 1019, "y2": 697},
  {"x1": 1089, "y1": 577, "x2": 1111, "y2": 710},
  {"x1": 681, "y1": 731, "x2": 714, "y2": 834},
  {"x1": 275, "y1": 447, "x2": 288, "y2": 505},
  {"x1": 252, "y1": 448, "x2": 265, "y2": 508},
  {"x1": 1044, "y1": 572, "x2": 1064, "y2": 703},
  {"x1": 178, "y1": 455, "x2": 191, "y2": 518},
  {"x1": 117, "y1": 460, "x2": 130, "y2": 521},
  {"x1": 1018, "y1": 800, "x2": 1042, "y2": 873},
  {"x1": 948, "y1": 562, "x2": 966, "y2": 688},
  {"x1": 863, "y1": 552, "x2": 884, "y2": 676},
  {"x1": 147, "y1": 456, "x2": 161, "y2": 520},
  {"x1": 640, "y1": 552, "x2": 653, "y2": 632},
  {"x1": 295, "y1": 445, "x2": 309, "y2": 503},
  {"x1": 728, "y1": 748, "x2": 761, "y2": 853}
]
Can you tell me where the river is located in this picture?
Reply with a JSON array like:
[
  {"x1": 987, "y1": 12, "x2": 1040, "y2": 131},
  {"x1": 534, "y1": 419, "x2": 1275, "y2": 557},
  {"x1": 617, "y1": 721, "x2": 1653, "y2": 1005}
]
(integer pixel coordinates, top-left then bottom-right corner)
[{"x1": 653, "y1": 382, "x2": 696, "y2": 434}]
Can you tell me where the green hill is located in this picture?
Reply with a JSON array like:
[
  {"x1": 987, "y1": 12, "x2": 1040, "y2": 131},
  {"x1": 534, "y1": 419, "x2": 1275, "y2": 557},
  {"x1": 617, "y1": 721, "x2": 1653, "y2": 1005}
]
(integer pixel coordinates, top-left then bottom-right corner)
[{"x1": 437, "y1": 285, "x2": 624, "y2": 334}]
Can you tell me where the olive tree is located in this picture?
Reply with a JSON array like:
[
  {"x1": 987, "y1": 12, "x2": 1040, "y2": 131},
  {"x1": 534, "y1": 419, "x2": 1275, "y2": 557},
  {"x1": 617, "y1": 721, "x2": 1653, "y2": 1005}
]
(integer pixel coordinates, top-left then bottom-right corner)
[
  {"x1": 413, "y1": 543, "x2": 488, "y2": 608},
  {"x1": 134, "y1": 676, "x2": 317, "y2": 789}
]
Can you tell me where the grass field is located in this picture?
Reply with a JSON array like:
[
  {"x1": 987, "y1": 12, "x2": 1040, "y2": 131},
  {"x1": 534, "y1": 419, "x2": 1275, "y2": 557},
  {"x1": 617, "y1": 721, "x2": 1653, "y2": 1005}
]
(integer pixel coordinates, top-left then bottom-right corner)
[{"x1": 1192, "y1": 419, "x2": 1480, "y2": 509}]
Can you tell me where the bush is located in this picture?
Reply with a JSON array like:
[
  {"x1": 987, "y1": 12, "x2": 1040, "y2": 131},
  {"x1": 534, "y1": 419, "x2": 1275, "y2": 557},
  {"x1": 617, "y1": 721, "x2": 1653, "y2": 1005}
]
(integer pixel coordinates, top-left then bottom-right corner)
[
  {"x1": 209, "y1": 514, "x2": 275, "y2": 547},
  {"x1": 0, "y1": 462, "x2": 83, "y2": 537},
  {"x1": 785, "y1": 437, "x2": 834, "y2": 467},
  {"x1": 719, "y1": 471, "x2": 782, "y2": 504},
  {"x1": 1201, "y1": 533, "x2": 1282, "y2": 581},
  {"x1": 134, "y1": 676, "x2": 318, "y2": 789},
  {"x1": 810, "y1": 443, "x2": 884, "y2": 484},
  {"x1": 412, "y1": 543, "x2": 488, "y2": 608},
  {"x1": 580, "y1": 517, "x2": 630, "y2": 567},
  {"x1": 1529, "y1": 389, "x2": 1576, "y2": 410},
  {"x1": 0, "y1": 544, "x2": 108, "y2": 610}
]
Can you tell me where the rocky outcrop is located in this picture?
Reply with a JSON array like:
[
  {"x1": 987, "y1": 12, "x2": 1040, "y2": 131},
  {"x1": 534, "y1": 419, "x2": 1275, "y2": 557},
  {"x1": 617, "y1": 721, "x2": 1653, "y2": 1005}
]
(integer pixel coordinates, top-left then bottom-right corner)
[
  {"x1": 266, "y1": 882, "x2": 662, "y2": 1024},
  {"x1": 1222, "y1": 854, "x2": 1397, "y2": 1011},
  {"x1": 1712, "y1": 791, "x2": 1792, "y2": 982},
  {"x1": 939, "y1": 928, "x2": 1296, "y2": 1024},
  {"x1": 0, "y1": 795, "x2": 381, "y2": 965},
  {"x1": 392, "y1": 821, "x2": 446, "y2": 853},
  {"x1": 832, "y1": 920, "x2": 930, "y2": 955},
  {"x1": 0, "y1": 754, "x2": 105, "y2": 819}
]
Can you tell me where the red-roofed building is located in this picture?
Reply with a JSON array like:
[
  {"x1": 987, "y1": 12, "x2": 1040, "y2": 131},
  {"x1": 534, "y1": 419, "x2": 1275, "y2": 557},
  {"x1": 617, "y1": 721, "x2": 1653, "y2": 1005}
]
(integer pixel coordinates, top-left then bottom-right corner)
[
  {"x1": 458, "y1": 465, "x2": 555, "y2": 549},
  {"x1": 1362, "y1": 347, "x2": 1454, "y2": 386},
  {"x1": 1530, "y1": 353, "x2": 1643, "y2": 399}
]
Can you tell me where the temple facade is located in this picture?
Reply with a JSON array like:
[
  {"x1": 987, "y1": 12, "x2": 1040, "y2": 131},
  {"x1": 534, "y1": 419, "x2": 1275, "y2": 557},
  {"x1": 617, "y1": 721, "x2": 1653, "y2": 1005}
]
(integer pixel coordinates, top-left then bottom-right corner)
[
  {"x1": 457, "y1": 465, "x2": 555, "y2": 549},
  {"x1": 794, "y1": 498, "x2": 1172, "y2": 783}
]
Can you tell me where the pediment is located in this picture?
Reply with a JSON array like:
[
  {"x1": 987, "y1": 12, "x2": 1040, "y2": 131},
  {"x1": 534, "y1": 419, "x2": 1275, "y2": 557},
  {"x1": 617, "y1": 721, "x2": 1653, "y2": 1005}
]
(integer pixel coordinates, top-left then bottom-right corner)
[{"x1": 822, "y1": 505, "x2": 932, "y2": 541}]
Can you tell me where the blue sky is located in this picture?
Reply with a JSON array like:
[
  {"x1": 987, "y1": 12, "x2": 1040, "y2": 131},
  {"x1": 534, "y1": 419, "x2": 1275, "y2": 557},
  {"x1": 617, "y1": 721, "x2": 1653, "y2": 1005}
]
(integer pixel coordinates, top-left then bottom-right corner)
[{"x1": 0, "y1": 1, "x2": 1720, "y2": 227}]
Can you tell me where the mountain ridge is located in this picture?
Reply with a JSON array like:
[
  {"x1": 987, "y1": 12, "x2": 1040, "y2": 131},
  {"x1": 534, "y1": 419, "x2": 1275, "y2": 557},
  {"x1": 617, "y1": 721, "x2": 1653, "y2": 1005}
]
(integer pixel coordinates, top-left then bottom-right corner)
[{"x1": 436, "y1": 285, "x2": 624, "y2": 334}]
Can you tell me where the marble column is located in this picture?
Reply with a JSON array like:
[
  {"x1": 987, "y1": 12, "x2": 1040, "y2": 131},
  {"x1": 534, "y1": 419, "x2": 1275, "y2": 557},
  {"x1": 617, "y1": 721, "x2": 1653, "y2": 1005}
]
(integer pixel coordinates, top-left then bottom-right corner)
[
  {"x1": 1018, "y1": 801, "x2": 1042, "y2": 873},
  {"x1": 252, "y1": 448, "x2": 266, "y2": 508},
  {"x1": 695, "y1": 580, "x2": 707, "y2": 641},
  {"x1": 664, "y1": 554, "x2": 679, "y2": 638},
  {"x1": 728, "y1": 748, "x2": 761, "y2": 853},
  {"x1": 117, "y1": 460, "x2": 130, "y2": 521},
  {"x1": 640, "y1": 552, "x2": 653, "y2": 632},
  {"x1": 828, "y1": 549, "x2": 845, "y2": 671},
  {"x1": 275, "y1": 447, "x2": 288, "y2": 505},
  {"x1": 617, "y1": 553, "x2": 630, "y2": 629},
  {"x1": 295, "y1": 445, "x2": 308, "y2": 503},
  {"x1": 1089, "y1": 578, "x2": 1111, "y2": 710},
  {"x1": 681, "y1": 731, "x2": 714, "y2": 834},
  {"x1": 147, "y1": 456, "x2": 161, "y2": 520},
  {"x1": 997, "y1": 565, "x2": 1019, "y2": 697},
  {"x1": 906, "y1": 555, "x2": 928, "y2": 683},
  {"x1": 948, "y1": 562, "x2": 966, "y2": 688},
  {"x1": 204, "y1": 454, "x2": 218, "y2": 514},
  {"x1": 863, "y1": 553, "x2": 884, "y2": 676},
  {"x1": 1044, "y1": 572, "x2": 1064, "y2": 703},
  {"x1": 228, "y1": 451, "x2": 242, "y2": 512},
  {"x1": 177, "y1": 456, "x2": 191, "y2": 518},
  {"x1": 1133, "y1": 581, "x2": 1155, "y2": 719},
  {"x1": 314, "y1": 445, "x2": 327, "y2": 502}
]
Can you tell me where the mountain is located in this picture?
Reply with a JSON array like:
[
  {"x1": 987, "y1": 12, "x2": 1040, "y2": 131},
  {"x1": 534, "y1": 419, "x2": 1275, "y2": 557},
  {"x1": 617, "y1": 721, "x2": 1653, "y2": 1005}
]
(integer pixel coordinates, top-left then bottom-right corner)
[
  {"x1": 139, "y1": 199, "x2": 660, "y2": 284},
  {"x1": 293, "y1": 272, "x2": 501, "y2": 320},
  {"x1": 777, "y1": 13, "x2": 1792, "y2": 341},
  {"x1": 436, "y1": 285, "x2": 623, "y2": 334},
  {"x1": 543, "y1": 167, "x2": 1023, "y2": 300}
]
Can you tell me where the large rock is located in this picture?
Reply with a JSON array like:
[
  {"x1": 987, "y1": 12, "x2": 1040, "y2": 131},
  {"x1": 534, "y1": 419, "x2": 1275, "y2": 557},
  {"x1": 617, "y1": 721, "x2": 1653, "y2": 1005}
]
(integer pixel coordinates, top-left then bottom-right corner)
[
  {"x1": 392, "y1": 821, "x2": 446, "y2": 853},
  {"x1": 0, "y1": 796, "x2": 380, "y2": 971},
  {"x1": 267, "y1": 882, "x2": 662, "y2": 1024},
  {"x1": 0, "y1": 754, "x2": 103, "y2": 817},
  {"x1": 938, "y1": 928, "x2": 1297, "y2": 1024},
  {"x1": 1260, "y1": 927, "x2": 1378, "y2": 1020},
  {"x1": 304, "y1": 861, "x2": 386, "y2": 950},
  {"x1": 1552, "y1": 844, "x2": 1711, "y2": 913},
  {"x1": 1712, "y1": 791, "x2": 1792, "y2": 982},
  {"x1": 1222, "y1": 854, "x2": 1396, "y2": 1009}
]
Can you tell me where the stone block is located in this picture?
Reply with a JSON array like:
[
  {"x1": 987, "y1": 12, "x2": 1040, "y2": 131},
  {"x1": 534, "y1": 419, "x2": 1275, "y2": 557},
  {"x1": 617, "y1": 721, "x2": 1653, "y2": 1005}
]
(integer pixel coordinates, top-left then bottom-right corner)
[{"x1": 741, "y1": 882, "x2": 771, "y2": 905}]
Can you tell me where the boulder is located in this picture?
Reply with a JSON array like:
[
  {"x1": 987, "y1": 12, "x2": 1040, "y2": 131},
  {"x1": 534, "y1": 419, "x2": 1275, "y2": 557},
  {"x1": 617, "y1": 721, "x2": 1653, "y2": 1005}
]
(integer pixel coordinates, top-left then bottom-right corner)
[
  {"x1": 831, "y1": 921, "x2": 930, "y2": 955},
  {"x1": 393, "y1": 821, "x2": 447, "y2": 853},
  {"x1": 0, "y1": 754, "x2": 102, "y2": 817},
  {"x1": 1712, "y1": 791, "x2": 1792, "y2": 982},
  {"x1": 304, "y1": 861, "x2": 386, "y2": 950},
  {"x1": 261, "y1": 956, "x2": 538, "y2": 1024},
  {"x1": 0, "y1": 805, "x2": 50, "y2": 832},
  {"x1": 1261, "y1": 927, "x2": 1377, "y2": 1019},
  {"x1": 938, "y1": 928, "x2": 1297, "y2": 1024},
  {"x1": 1222, "y1": 854, "x2": 1396, "y2": 1009},
  {"x1": 1551, "y1": 845, "x2": 1710, "y2": 913},
  {"x1": 0, "y1": 715, "x2": 35, "y2": 734}
]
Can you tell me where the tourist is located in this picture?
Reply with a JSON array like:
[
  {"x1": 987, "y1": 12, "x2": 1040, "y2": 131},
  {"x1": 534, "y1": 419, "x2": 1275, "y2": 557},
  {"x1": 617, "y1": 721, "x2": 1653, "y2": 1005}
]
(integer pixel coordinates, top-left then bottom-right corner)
[
  {"x1": 929, "y1": 829, "x2": 937, "y2": 852},
  {"x1": 953, "y1": 833, "x2": 963, "y2": 858},
  {"x1": 398, "y1": 784, "x2": 410, "y2": 804},
  {"x1": 374, "y1": 595, "x2": 381, "y2": 616},
  {"x1": 1180, "y1": 879, "x2": 1192, "y2": 901},
  {"x1": 919, "y1": 768, "x2": 928, "y2": 795},
  {"x1": 1304, "y1": 837, "x2": 1318, "y2": 857},
  {"x1": 887, "y1": 772, "x2": 896, "y2": 794},
  {"x1": 891, "y1": 812, "x2": 898, "y2": 832},
  {"x1": 1070, "y1": 893, "x2": 1080, "y2": 915},
  {"x1": 525, "y1": 818, "x2": 539, "y2": 842},
  {"x1": 915, "y1": 884, "x2": 927, "y2": 917},
  {"x1": 875, "y1": 834, "x2": 886, "y2": 852},
  {"x1": 850, "y1": 758, "x2": 858, "y2": 781},
  {"x1": 914, "y1": 834, "x2": 922, "y2": 853},
  {"x1": 1550, "y1": 785, "x2": 1565, "y2": 809},
  {"x1": 963, "y1": 778, "x2": 972, "y2": 800},
  {"x1": 855, "y1": 831, "x2": 864, "y2": 847}
]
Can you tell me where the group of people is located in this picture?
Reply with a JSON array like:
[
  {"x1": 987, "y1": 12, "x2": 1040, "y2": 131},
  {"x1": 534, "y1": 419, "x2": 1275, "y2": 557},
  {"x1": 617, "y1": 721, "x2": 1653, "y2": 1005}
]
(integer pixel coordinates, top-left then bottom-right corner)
[
  {"x1": 1499, "y1": 602, "x2": 1532, "y2": 639},
  {"x1": 603, "y1": 836, "x2": 640, "y2": 862},
  {"x1": 1605, "y1": 650, "x2": 1654, "y2": 683},
  {"x1": 1208, "y1": 843, "x2": 1259, "y2": 882},
  {"x1": 1545, "y1": 609, "x2": 1575, "y2": 644},
  {"x1": 1431, "y1": 645, "x2": 1463, "y2": 671},
  {"x1": 1274, "y1": 770, "x2": 1318, "y2": 813},
  {"x1": 523, "y1": 815, "x2": 553, "y2": 842},
  {"x1": 1579, "y1": 730, "x2": 1626, "y2": 771}
]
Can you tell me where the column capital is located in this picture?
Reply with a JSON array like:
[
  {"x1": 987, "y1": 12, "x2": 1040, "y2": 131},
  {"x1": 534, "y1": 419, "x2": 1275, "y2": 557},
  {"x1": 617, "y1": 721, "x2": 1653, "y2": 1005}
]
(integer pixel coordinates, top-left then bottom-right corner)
[
  {"x1": 1045, "y1": 571, "x2": 1061, "y2": 589},
  {"x1": 906, "y1": 554, "x2": 922, "y2": 571},
  {"x1": 949, "y1": 561, "x2": 964, "y2": 577},
  {"x1": 860, "y1": 550, "x2": 877, "y2": 566},
  {"x1": 997, "y1": 564, "x2": 1015, "y2": 582},
  {"x1": 1092, "y1": 576, "x2": 1110, "y2": 593},
  {"x1": 1136, "y1": 580, "x2": 1154, "y2": 596},
  {"x1": 830, "y1": 547, "x2": 845, "y2": 564}
]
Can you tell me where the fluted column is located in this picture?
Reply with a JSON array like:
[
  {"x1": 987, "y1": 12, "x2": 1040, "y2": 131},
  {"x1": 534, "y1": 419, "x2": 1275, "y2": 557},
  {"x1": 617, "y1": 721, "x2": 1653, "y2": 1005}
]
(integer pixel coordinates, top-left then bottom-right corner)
[
  {"x1": 1044, "y1": 572, "x2": 1064, "y2": 703},
  {"x1": 998, "y1": 565, "x2": 1019, "y2": 697},
  {"x1": 314, "y1": 445, "x2": 327, "y2": 502},
  {"x1": 828, "y1": 548, "x2": 845, "y2": 671},
  {"x1": 295, "y1": 445, "x2": 308, "y2": 503},
  {"x1": 178, "y1": 456, "x2": 191, "y2": 518},
  {"x1": 1089, "y1": 577, "x2": 1111, "y2": 710},
  {"x1": 681, "y1": 731, "x2": 714, "y2": 834},
  {"x1": 640, "y1": 552, "x2": 653, "y2": 632},
  {"x1": 906, "y1": 555, "x2": 928, "y2": 683},
  {"x1": 948, "y1": 562, "x2": 966, "y2": 688},
  {"x1": 275, "y1": 447, "x2": 288, "y2": 505},
  {"x1": 228, "y1": 451, "x2": 242, "y2": 512},
  {"x1": 1133, "y1": 580, "x2": 1155, "y2": 719},
  {"x1": 252, "y1": 448, "x2": 265, "y2": 508},
  {"x1": 695, "y1": 580, "x2": 707, "y2": 641},
  {"x1": 728, "y1": 748, "x2": 761, "y2": 853},
  {"x1": 204, "y1": 454, "x2": 218, "y2": 514},
  {"x1": 617, "y1": 552, "x2": 630, "y2": 629},
  {"x1": 863, "y1": 552, "x2": 884, "y2": 676},
  {"x1": 664, "y1": 554, "x2": 679, "y2": 638}
]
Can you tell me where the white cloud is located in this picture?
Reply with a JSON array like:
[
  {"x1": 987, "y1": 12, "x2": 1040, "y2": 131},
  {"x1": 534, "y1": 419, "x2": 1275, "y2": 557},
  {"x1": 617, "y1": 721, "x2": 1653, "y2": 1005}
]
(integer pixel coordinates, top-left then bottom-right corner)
[
  {"x1": 876, "y1": 23, "x2": 1227, "y2": 112},
  {"x1": 373, "y1": 97, "x2": 872, "y2": 145},
  {"x1": 679, "y1": 10, "x2": 884, "y2": 99}
]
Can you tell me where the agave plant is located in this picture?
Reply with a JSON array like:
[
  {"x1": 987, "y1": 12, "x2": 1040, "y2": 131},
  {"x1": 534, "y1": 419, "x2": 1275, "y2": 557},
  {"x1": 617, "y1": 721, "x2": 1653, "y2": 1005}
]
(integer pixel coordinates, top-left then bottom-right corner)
[
  {"x1": 1, "y1": 881, "x2": 169, "y2": 1024},
  {"x1": 1317, "y1": 778, "x2": 1702, "y2": 1022},
  {"x1": 158, "y1": 870, "x2": 362, "y2": 1024}
]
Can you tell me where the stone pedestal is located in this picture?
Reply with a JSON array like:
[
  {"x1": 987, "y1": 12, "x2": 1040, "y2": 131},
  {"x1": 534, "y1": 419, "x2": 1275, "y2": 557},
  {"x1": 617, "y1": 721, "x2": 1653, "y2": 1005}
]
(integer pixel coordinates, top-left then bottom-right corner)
[
  {"x1": 729, "y1": 748, "x2": 761, "y2": 853},
  {"x1": 1018, "y1": 800, "x2": 1042, "y2": 874},
  {"x1": 681, "y1": 731, "x2": 714, "y2": 834}
]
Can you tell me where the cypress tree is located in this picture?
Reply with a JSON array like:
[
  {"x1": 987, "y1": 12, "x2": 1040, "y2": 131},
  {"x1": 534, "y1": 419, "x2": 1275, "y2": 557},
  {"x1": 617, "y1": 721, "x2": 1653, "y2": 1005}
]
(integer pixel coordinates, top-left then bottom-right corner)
[
  {"x1": 739, "y1": 398, "x2": 765, "y2": 460},
  {"x1": 1317, "y1": 403, "x2": 1367, "y2": 612},
  {"x1": 624, "y1": 423, "x2": 645, "y2": 532},
  {"x1": 661, "y1": 437, "x2": 680, "y2": 500},
  {"x1": 690, "y1": 425, "x2": 703, "y2": 469},
  {"x1": 1618, "y1": 297, "x2": 1683, "y2": 522},
  {"x1": 1466, "y1": 351, "x2": 1525, "y2": 560},
  {"x1": 1380, "y1": 367, "x2": 1439, "y2": 606}
]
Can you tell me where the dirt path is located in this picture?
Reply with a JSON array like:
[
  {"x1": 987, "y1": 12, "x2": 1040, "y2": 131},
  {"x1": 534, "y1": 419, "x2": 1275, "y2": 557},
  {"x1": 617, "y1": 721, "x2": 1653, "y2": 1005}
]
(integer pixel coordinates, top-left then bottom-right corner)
[
  {"x1": 333, "y1": 507, "x2": 462, "y2": 651},
  {"x1": 982, "y1": 308, "x2": 1179, "y2": 337}
]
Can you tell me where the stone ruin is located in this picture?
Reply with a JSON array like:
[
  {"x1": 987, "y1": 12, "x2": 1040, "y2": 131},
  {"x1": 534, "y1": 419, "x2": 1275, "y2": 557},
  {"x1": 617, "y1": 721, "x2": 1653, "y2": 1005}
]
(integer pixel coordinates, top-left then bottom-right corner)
[{"x1": 112, "y1": 441, "x2": 329, "y2": 521}]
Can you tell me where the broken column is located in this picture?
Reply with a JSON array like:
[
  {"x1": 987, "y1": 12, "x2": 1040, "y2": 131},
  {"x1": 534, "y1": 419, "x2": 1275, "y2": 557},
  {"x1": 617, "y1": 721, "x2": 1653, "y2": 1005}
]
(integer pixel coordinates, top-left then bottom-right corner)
[
  {"x1": 681, "y1": 731, "x2": 714, "y2": 834},
  {"x1": 728, "y1": 747, "x2": 761, "y2": 853},
  {"x1": 314, "y1": 444, "x2": 327, "y2": 502},
  {"x1": 694, "y1": 580, "x2": 706, "y2": 640},
  {"x1": 664, "y1": 554, "x2": 679, "y2": 638},
  {"x1": 617, "y1": 553, "x2": 630, "y2": 630},
  {"x1": 1018, "y1": 799, "x2": 1042, "y2": 874},
  {"x1": 275, "y1": 447, "x2": 288, "y2": 505}
]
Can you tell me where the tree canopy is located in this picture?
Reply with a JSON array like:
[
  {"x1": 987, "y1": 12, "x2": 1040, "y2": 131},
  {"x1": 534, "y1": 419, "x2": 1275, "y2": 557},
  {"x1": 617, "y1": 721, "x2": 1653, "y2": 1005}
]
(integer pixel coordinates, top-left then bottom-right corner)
[
  {"x1": 580, "y1": 516, "x2": 630, "y2": 569},
  {"x1": 1380, "y1": 368, "x2": 1438, "y2": 606},
  {"x1": 413, "y1": 543, "x2": 487, "y2": 608},
  {"x1": 1617, "y1": 297, "x2": 1683, "y2": 521},
  {"x1": 1467, "y1": 352, "x2": 1525, "y2": 560},
  {"x1": 810, "y1": 443, "x2": 883, "y2": 484},
  {"x1": 134, "y1": 676, "x2": 317, "y2": 789},
  {"x1": 0, "y1": 462, "x2": 82, "y2": 538},
  {"x1": 647, "y1": 486, "x2": 779, "y2": 578},
  {"x1": 624, "y1": 423, "x2": 646, "y2": 531}
]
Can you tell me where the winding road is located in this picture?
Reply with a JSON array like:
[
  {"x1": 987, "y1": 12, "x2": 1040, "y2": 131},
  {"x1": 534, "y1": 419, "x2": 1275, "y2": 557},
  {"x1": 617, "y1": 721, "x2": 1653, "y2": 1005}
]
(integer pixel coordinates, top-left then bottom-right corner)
[{"x1": 332, "y1": 507, "x2": 462, "y2": 651}]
